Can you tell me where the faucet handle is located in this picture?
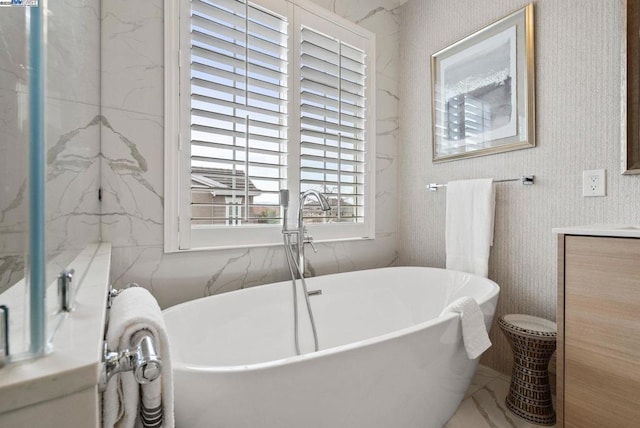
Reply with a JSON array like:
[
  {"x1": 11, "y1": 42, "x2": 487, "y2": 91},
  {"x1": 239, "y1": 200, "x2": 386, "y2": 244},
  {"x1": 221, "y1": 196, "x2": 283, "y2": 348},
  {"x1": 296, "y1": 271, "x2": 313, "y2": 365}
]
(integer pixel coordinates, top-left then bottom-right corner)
[{"x1": 304, "y1": 236, "x2": 318, "y2": 253}]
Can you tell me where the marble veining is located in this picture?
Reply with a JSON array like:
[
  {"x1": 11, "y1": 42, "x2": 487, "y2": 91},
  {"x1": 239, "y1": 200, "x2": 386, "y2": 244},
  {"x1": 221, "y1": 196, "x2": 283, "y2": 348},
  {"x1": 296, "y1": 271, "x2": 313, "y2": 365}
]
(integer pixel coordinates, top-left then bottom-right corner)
[
  {"x1": 356, "y1": 5, "x2": 402, "y2": 26},
  {"x1": 0, "y1": 256, "x2": 24, "y2": 295},
  {"x1": 0, "y1": 180, "x2": 25, "y2": 225}
]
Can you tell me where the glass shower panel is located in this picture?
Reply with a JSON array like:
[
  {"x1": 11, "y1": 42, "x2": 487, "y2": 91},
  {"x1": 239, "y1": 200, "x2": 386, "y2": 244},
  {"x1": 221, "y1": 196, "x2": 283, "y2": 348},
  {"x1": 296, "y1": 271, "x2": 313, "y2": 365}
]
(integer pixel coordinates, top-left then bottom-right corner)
[
  {"x1": 0, "y1": 2, "x2": 46, "y2": 358},
  {"x1": 0, "y1": 0, "x2": 101, "y2": 363}
]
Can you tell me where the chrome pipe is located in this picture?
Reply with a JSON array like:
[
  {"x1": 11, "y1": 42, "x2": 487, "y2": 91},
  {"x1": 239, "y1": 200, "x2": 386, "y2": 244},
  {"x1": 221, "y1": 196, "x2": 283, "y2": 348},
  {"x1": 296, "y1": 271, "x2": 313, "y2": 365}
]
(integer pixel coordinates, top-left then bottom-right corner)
[
  {"x1": 100, "y1": 330, "x2": 162, "y2": 391},
  {"x1": 133, "y1": 332, "x2": 162, "y2": 384},
  {"x1": 57, "y1": 269, "x2": 75, "y2": 313}
]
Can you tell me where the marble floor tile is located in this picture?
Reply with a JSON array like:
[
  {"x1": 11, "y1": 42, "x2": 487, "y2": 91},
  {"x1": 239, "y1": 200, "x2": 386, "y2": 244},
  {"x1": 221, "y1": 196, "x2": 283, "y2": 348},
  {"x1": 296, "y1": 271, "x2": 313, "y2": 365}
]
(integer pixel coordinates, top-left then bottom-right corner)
[
  {"x1": 446, "y1": 366, "x2": 556, "y2": 428},
  {"x1": 463, "y1": 364, "x2": 502, "y2": 399}
]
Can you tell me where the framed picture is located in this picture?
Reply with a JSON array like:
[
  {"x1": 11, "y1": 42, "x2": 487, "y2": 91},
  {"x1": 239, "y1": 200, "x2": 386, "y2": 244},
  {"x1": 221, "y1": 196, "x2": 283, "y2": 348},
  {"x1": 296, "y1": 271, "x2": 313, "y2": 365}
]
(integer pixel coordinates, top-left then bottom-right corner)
[
  {"x1": 431, "y1": 4, "x2": 535, "y2": 162},
  {"x1": 622, "y1": 0, "x2": 640, "y2": 174}
]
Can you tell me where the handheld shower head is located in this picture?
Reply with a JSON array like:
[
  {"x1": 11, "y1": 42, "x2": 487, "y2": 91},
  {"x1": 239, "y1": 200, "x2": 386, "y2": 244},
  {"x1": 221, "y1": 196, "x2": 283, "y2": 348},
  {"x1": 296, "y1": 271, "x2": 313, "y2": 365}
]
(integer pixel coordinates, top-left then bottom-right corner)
[
  {"x1": 280, "y1": 189, "x2": 290, "y2": 231},
  {"x1": 279, "y1": 189, "x2": 289, "y2": 208}
]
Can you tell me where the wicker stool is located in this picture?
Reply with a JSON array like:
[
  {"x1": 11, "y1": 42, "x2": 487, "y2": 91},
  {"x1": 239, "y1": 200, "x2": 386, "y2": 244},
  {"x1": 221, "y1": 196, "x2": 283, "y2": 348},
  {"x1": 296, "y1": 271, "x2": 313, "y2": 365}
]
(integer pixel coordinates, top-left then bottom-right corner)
[{"x1": 498, "y1": 314, "x2": 557, "y2": 426}]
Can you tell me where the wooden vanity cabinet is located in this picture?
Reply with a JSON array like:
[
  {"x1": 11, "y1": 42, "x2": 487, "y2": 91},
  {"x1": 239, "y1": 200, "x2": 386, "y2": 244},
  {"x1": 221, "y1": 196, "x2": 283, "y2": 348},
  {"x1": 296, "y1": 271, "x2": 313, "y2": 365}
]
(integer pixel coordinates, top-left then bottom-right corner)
[{"x1": 557, "y1": 234, "x2": 640, "y2": 428}]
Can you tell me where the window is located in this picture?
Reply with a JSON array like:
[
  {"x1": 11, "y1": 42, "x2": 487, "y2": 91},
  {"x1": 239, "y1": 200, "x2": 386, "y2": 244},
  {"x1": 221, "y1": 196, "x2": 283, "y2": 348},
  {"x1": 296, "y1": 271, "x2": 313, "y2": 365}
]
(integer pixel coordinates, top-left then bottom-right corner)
[{"x1": 165, "y1": 0, "x2": 375, "y2": 251}]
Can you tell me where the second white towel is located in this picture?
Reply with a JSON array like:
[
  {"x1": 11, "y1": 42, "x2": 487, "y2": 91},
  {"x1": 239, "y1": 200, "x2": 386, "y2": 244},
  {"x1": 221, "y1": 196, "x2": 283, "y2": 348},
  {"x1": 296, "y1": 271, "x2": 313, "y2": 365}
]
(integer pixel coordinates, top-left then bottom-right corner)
[{"x1": 440, "y1": 296, "x2": 491, "y2": 359}]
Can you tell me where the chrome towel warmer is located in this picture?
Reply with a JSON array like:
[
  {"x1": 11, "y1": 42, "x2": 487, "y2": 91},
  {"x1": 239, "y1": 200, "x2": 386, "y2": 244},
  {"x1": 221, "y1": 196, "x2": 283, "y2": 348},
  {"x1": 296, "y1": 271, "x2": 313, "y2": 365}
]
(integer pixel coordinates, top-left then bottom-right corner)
[
  {"x1": 99, "y1": 284, "x2": 162, "y2": 392},
  {"x1": 427, "y1": 175, "x2": 535, "y2": 191}
]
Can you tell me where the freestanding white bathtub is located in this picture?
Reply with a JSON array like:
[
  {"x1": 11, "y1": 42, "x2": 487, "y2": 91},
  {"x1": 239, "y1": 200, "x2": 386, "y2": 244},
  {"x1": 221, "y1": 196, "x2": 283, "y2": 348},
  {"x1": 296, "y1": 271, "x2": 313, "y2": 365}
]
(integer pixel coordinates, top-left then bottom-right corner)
[{"x1": 163, "y1": 266, "x2": 500, "y2": 428}]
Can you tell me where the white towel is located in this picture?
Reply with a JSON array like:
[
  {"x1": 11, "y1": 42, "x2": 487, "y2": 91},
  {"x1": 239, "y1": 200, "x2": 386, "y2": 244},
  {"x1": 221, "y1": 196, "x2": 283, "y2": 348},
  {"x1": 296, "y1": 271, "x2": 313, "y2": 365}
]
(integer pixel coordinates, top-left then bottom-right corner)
[
  {"x1": 445, "y1": 178, "x2": 495, "y2": 277},
  {"x1": 103, "y1": 287, "x2": 174, "y2": 428},
  {"x1": 440, "y1": 296, "x2": 492, "y2": 359}
]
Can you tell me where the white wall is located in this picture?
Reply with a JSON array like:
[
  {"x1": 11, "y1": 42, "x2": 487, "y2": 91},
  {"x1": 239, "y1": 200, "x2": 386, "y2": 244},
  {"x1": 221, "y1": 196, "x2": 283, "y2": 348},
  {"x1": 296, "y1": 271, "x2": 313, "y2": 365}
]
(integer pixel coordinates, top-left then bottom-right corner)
[
  {"x1": 100, "y1": 0, "x2": 401, "y2": 308},
  {"x1": 399, "y1": 0, "x2": 640, "y2": 373}
]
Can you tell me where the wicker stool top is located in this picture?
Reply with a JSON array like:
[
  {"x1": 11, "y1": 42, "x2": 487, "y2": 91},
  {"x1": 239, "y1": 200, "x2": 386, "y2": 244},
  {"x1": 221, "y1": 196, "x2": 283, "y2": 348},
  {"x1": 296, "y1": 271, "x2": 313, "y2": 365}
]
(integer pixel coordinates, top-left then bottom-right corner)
[{"x1": 498, "y1": 314, "x2": 557, "y2": 339}]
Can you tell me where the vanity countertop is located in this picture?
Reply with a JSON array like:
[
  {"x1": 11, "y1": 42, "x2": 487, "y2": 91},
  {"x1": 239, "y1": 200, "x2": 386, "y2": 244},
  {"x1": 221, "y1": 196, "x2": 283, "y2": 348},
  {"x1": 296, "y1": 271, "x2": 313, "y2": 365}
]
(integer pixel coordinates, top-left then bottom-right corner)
[
  {"x1": 552, "y1": 224, "x2": 640, "y2": 239},
  {"x1": 0, "y1": 242, "x2": 110, "y2": 415}
]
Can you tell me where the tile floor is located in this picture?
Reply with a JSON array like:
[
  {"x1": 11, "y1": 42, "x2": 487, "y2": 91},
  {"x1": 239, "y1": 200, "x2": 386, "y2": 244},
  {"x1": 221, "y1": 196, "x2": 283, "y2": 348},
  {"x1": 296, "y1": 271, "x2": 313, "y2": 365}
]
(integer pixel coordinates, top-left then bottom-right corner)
[{"x1": 445, "y1": 365, "x2": 556, "y2": 428}]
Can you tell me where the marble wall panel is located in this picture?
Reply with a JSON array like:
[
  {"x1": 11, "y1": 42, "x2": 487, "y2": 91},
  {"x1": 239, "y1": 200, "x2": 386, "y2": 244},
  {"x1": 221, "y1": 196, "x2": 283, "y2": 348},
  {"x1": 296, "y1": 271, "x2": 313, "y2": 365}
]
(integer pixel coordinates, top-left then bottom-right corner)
[
  {"x1": 45, "y1": 99, "x2": 102, "y2": 282},
  {"x1": 0, "y1": 8, "x2": 26, "y2": 93},
  {"x1": 100, "y1": 108, "x2": 164, "y2": 248},
  {"x1": 0, "y1": 10, "x2": 29, "y2": 294},
  {"x1": 44, "y1": 0, "x2": 102, "y2": 282},
  {"x1": 101, "y1": 0, "x2": 163, "y2": 117},
  {"x1": 46, "y1": 0, "x2": 101, "y2": 105}
]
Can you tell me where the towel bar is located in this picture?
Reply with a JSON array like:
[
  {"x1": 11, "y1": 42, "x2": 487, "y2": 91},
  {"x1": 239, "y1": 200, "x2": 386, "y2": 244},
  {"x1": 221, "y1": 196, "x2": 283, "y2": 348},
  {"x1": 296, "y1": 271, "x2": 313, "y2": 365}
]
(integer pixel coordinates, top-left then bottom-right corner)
[
  {"x1": 99, "y1": 284, "x2": 162, "y2": 392},
  {"x1": 427, "y1": 175, "x2": 535, "y2": 191}
]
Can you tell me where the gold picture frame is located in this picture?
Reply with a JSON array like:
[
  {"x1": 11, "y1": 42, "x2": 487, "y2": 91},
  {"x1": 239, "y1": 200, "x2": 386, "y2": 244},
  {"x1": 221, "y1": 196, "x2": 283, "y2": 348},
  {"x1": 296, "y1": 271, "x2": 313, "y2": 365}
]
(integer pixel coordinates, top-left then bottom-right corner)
[
  {"x1": 623, "y1": 0, "x2": 640, "y2": 174},
  {"x1": 431, "y1": 4, "x2": 535, "y2": 162}
]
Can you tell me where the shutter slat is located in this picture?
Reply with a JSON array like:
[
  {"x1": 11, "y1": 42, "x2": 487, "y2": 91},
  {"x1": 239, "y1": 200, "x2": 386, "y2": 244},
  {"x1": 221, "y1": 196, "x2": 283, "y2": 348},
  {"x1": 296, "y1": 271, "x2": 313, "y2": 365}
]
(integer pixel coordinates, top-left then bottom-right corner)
[
  {"x1": 300, "y1": 79, "x2": 339, "y2": 99},
  {"x1": 192, "y1": 0, "x2": 286, "y2": 38},
  {"x1": 192, "y1": 156, "x2": 284, "y2": 170},
  {"x1": 300, "y1": 166, "x2": 364, "y2": 177},
  {"x1": 192, "y1": 0, "x2": 246, "y2": 29},
  {"x1": 340, "y1": 55, "x2": 365, "y2": 75},
  {"x1": 301, "y1": 79, "x2": 364, "y2": 106},
  {"x1": 191, "y1": 124, "x2": 284, "y2": 145},
  {"x1": 301, "y1": 27, "x2": 338, "y2": 52},
  {"x1": 301, "y1": 66, "x2": 338, "y2": 90},
  {"x1": 192, "y1": 113, "x2": 285, "y2": 134},
  {"x1": 301, "y1": 53, "x2": 339, "y2": 78},
  {"x1": 191, "y1": 54, "x2": 286, "y2": 91},
  {"x1": 301, "y1": 104, "x2": 365, "y2": 128},
  {"x1": 301, "y1": 116, "x2": 365, "y2": 133},
  {"x1": 191, "y1": 88, "x2": 286, "y2": 120},
  {"x1": 191, "y1": 28, "x2": 286, "y2": 70},
  {"x1": 192, "y1": 169, "x2": 285, "y2": 184},
  {"x1": 300, "y1": 154, "x2": 364, "y2": 167},
  {"x1": 193, "y1": 139, "x2": 285, "y2": 157},
  {"x1": 300, "y1": 91, "x2": 364, "y2": 114},
  {"x1": 191, "y1": 63, "x2": 287, "y2": 98},
  {"x1": 191, "y1": 46, "x2": 286, "y2": 84},
  {"x1": 301, "y1": 129, "x2": 363, "y2": 146},
  {"x1": 299, "y1": 178, "x2": 363, "y2": 187}
]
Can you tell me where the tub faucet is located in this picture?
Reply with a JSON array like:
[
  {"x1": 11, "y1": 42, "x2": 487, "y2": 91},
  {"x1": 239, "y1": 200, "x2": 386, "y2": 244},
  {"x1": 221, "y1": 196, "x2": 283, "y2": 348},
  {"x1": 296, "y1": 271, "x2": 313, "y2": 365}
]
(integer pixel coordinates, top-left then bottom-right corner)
[
  {"x1": 280, "y1": 189, "x2": 331, "y2": 278},
  {"x1": 297, "y1": 190, "x2": 331, "y2": 276}
]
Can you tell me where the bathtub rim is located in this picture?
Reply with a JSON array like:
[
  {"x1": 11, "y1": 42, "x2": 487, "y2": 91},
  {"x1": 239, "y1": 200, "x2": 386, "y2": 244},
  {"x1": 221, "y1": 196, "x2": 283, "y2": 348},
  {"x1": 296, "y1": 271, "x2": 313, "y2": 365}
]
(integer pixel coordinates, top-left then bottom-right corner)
[{"x1": 164, "y1": 266, "x2": 500, "y2": 374}]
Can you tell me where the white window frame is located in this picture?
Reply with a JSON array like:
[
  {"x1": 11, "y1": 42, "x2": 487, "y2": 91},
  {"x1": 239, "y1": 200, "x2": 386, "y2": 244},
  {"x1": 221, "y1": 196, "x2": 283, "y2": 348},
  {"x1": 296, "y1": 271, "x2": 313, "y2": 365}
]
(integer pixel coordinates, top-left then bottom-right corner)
[{"x1": 164, "y1": 0, "x2": 376, "y2": 252}]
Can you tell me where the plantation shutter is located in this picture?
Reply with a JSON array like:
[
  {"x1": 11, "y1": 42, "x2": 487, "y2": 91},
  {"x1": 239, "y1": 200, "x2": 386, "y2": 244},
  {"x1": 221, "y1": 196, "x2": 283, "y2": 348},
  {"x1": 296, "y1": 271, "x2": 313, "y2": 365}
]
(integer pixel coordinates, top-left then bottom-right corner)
[
  {"x1": 189, "y1": 0, "x2": 288, "y2": 226},
  {"x1": 299, "y1": 26, "x2": 367, "y2": 223}
]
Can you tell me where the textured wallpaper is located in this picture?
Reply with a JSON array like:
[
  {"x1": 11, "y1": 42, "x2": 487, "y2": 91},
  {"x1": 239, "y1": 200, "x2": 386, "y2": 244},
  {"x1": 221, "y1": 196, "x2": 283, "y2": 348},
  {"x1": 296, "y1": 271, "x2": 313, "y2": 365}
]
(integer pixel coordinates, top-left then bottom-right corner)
[{"x1": 398, "y1": 0, "x2": 640, "y2": 374}]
